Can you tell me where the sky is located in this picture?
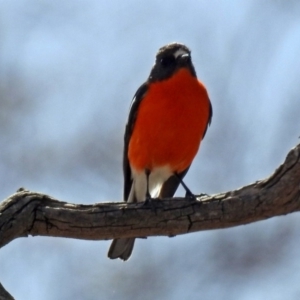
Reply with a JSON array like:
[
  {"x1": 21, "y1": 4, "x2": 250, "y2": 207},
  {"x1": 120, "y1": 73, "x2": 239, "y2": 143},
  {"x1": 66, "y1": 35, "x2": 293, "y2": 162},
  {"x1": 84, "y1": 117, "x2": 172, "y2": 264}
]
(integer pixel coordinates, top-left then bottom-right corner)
[{"x1": 0, "y1": 1, "x2": 300, "y2": 299}]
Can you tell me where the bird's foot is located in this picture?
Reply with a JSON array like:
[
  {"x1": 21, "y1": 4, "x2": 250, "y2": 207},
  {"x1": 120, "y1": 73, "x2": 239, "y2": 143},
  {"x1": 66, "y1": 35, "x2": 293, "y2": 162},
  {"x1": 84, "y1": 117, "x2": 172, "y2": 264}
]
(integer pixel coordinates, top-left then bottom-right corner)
[
  {"x1": 142, "y1": 194, "x2": 156, "y2": 211},
  {"x1": 185, "y1": 190, "x2": 198, "y2": 201},
  {"x1": 198, "y1": 192, "x2": 209, "y2": 198}
]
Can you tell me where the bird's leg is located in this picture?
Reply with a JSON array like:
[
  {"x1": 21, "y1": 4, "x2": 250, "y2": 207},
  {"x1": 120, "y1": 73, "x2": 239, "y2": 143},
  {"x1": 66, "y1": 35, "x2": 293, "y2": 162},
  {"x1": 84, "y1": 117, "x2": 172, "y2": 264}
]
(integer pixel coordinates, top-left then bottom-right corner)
[
  {"x1": 174, "y1": 173, "x2": 197, "y2": 201},
  {"x1": 137, "y1": 169, "x2": 152, "y2": 210},
  {"x1": 145, "y1": 168, "x2": 151, "y2": 201},
  {"x1": 142, "y1": 169, "x2": 156, "y2": 211}
]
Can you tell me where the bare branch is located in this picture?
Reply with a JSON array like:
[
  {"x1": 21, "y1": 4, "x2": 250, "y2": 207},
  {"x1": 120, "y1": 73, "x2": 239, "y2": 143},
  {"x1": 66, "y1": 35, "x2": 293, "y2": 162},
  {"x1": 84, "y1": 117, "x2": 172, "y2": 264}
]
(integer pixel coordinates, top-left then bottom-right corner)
[
  {"x1": 0, "y1": 283, "x2": 14, "y2": 300},
  {"x1": 0, "y1": 144, "x2": 300, "y2": 250}
]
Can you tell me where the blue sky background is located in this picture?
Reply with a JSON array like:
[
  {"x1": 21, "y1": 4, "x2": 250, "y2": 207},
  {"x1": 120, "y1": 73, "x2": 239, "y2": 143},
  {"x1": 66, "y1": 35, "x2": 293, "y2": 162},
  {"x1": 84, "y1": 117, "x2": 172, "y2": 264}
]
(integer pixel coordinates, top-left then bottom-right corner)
[{"x1": 1, "y1": 1, "x2": 300, "y2": 299}]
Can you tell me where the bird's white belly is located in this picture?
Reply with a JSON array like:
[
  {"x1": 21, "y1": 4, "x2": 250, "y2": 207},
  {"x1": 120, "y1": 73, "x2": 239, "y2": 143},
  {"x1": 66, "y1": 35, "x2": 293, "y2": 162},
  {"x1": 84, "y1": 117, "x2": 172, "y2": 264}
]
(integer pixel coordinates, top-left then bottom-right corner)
[{"x1": 128, "y1": 165, "x2": 173, "y2": 202}]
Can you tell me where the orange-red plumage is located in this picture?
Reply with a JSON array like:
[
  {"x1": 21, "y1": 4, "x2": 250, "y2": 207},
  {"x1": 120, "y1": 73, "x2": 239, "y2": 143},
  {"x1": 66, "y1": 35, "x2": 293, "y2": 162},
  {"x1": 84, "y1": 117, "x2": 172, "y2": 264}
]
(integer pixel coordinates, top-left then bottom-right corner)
[{"x1": 128, "y1": 68, "x2": 210, "y2": 173}]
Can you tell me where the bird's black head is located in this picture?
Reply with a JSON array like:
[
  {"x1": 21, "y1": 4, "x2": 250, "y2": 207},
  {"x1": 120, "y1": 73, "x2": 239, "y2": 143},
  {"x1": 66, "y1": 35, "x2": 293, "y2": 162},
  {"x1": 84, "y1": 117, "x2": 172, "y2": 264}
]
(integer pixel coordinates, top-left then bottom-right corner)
[{"x1": 148, "y1": 43, "x2": 196, "y2": 82}]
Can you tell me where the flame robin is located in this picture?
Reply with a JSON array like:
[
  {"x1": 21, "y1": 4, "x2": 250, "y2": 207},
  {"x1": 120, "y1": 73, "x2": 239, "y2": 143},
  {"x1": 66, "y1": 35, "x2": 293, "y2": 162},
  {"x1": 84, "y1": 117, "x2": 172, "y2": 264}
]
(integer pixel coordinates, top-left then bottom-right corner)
[{"x1": 108, "y1": 43, "x2": 212, "y2": 261}]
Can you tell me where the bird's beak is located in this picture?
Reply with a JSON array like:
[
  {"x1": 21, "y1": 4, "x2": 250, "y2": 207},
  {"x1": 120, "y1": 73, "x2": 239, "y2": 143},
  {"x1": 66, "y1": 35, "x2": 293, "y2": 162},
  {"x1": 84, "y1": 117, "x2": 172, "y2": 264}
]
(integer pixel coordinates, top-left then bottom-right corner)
[{"x1": 178, "y1": 53, "x2": 190, "y2": 64}]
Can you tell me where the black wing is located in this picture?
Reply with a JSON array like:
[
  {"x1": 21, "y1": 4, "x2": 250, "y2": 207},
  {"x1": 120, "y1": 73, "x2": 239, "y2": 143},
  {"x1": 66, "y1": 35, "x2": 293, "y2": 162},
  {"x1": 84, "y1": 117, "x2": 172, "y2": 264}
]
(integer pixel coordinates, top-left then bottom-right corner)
[
  {"x1": 123, "y1": 82, "x2": 149, "y2": 201},
  {"x1": 159, "y1": 97, "x2": 213, "y2": 199},
  {"x1": 158, "y1": 168, "x2": 190, "y2": 198},
  {"x1": 202, "y1": 98, "x2": 213, "y2": 139}
]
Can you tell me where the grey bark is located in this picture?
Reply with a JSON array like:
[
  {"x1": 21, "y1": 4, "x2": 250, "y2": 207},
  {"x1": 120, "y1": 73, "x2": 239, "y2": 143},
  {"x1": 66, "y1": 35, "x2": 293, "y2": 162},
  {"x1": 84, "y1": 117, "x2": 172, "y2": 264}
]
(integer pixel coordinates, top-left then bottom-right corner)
[
  {"x1": 1, "y1": 143, "x2": 300, "y2": 300},
  {"x1": 1, "y1": 144, "x2": 299, "y2": 249},
  {"x1": 0, "y1": 283, "x2": 14, "y2": 300}
]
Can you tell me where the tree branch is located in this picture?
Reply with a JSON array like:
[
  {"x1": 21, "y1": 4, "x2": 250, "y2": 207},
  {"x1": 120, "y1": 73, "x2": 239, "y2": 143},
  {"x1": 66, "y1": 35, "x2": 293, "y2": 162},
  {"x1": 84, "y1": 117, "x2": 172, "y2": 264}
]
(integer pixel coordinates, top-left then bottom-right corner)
[
  {"x1": 1, "y1": 144, "x2": 300, "y2": 250},
  {"x1": 0, "y1": 283, "x2": 14, "y2": 300}
]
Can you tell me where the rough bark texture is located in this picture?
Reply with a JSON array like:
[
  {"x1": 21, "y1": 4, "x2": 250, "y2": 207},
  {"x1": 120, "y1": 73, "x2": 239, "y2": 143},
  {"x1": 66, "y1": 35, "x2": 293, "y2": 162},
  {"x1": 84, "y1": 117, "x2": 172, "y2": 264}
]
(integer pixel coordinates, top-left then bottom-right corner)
[
  {"x1": 1, "y1": 144, "x2": 300, "y2": 300},
  {"x1": 0, "y1": 143, "x2": 300, "y2": 251}
]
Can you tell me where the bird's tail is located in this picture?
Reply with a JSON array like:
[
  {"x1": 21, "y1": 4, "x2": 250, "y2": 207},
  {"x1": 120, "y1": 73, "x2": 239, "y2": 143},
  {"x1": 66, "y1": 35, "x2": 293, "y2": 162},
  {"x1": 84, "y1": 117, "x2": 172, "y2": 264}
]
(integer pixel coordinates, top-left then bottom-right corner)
[{"x1": 107, "y1": 238, "x2": 135, "y2": 261}]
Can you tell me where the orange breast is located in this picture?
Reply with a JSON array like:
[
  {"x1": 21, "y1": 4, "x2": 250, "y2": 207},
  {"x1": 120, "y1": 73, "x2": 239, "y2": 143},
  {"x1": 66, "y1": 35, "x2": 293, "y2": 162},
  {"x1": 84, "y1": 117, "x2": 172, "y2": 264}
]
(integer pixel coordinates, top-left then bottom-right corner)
[{"x1": 128, "y1": 68, "x2": 210, "y2": 173}]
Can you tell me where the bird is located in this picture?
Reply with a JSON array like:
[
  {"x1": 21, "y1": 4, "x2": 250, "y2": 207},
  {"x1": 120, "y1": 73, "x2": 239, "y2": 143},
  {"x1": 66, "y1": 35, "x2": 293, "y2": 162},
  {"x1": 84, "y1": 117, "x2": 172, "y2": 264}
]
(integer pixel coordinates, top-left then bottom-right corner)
[{"x1": 108, "y1": 42, "x2": 212, "y2": 261}]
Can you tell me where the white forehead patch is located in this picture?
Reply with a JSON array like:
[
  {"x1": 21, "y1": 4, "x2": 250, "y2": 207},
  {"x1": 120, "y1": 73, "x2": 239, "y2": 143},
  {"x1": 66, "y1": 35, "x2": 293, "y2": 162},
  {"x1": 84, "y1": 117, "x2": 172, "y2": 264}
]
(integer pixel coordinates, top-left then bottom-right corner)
[{"x1": 174, "y1": 48, "x2": 189, "y2": 58}]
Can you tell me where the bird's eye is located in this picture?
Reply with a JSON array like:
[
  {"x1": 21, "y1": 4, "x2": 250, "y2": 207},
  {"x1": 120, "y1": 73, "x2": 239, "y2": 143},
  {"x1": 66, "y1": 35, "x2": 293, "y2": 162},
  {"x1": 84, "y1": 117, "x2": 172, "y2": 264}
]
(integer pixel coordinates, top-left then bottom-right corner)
[{"x1": 160, "y1": 55, "x2": 176, "y2": 67}]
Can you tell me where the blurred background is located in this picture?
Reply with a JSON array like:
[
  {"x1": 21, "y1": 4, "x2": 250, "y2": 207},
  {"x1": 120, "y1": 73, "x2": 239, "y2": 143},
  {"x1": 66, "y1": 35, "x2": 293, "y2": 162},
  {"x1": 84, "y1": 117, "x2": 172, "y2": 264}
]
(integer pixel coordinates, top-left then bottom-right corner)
[{"x1": 0, "y1": 1, "x2": 300, "y2": 299}]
